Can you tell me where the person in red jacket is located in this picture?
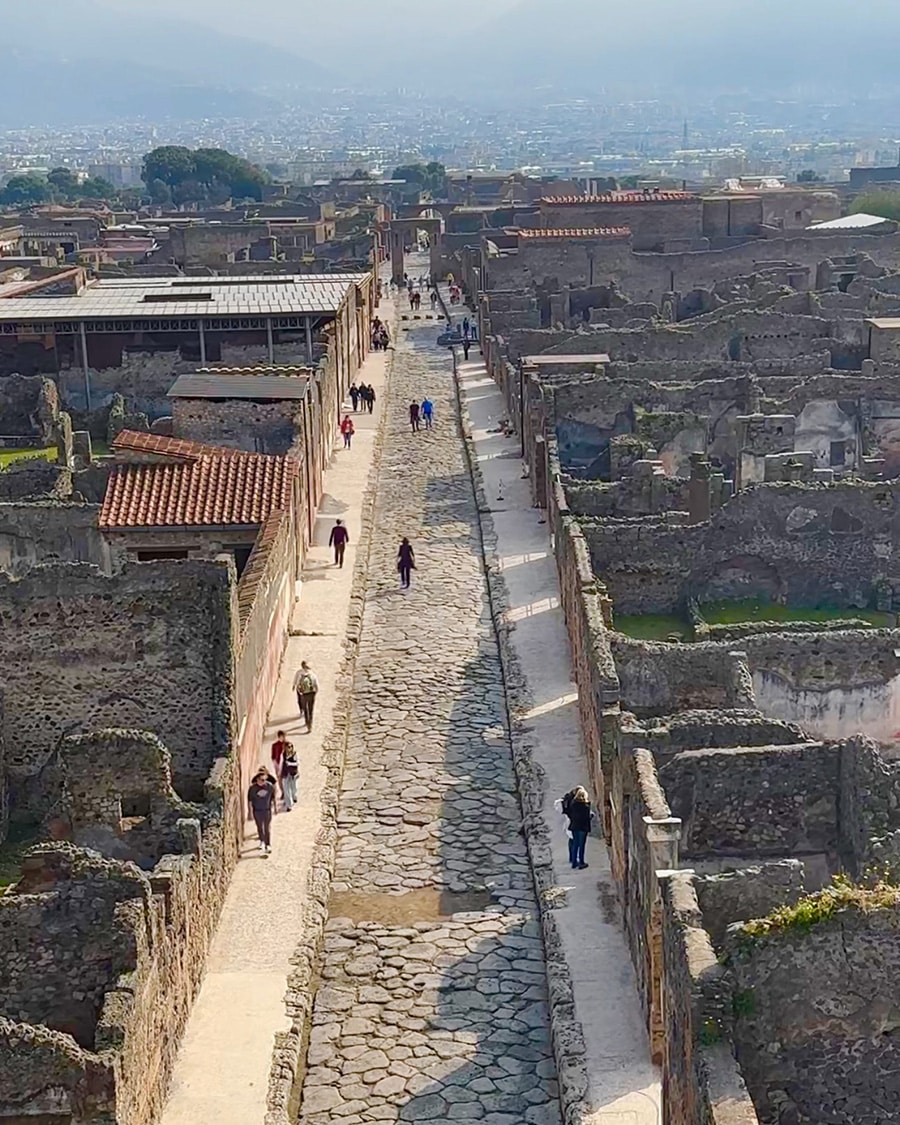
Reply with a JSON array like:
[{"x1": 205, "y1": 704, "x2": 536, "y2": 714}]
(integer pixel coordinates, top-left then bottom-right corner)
[{"x1": 340, "y1": 414, "x2": 355, "y2": 449}]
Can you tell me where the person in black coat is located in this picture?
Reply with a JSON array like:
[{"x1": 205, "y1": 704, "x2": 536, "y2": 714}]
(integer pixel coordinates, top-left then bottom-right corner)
[{"x1": 562, "y1": 786, "x2": 593, "y2": 869}]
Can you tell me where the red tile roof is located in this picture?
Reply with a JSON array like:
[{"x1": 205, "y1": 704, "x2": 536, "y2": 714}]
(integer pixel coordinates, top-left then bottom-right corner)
[
  {"x1": 111, "y1": 429, "x2": 257, "y2": 462},
  {"x1": 518, "y1": 227, "x2": 631, "y2": 240},
  {"x1": 540, "y1": 191, "x2": 696, "y2": 205},
  {"x1": 100, "y1": 450, "x2": 297, "y2": 529}
]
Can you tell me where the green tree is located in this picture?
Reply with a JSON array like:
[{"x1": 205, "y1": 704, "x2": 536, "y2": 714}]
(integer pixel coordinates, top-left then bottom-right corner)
[
  {"x1": 391, "y1": 161, "x2": 447, "y2": 200},
  {"x1": 850, "y1": 191, "x2": 900, "y2": 222},
  {"x1": 0, "y1": 174, "x2": 51, "y2": 206},
  {"x1": 142, "y1": 145, "x2": 196, "y2": 190},
  {"x1": 147, "y1": 178, "x2": 172, "y2": 205},
  {"x1": 797, "y1": 169, "x2": 823, "y2": 183},
  {"x1": 79, "y1": 176, "x2": 116, "y2": 200},
  {"x1": 47, "y1": 166, "x2": 80, "y2": 199}
]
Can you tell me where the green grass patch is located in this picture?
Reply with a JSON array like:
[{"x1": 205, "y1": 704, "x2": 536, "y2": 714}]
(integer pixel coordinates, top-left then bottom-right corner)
[
  {"x1": 0, "y1": 823, "x2": 43, "y2": 889},
  {"x1": 614, "y1": 613, "x2": 688, "y2": 642},
  {"x1": 0, "y1": 446, "x2": 57, "y2": 469},
  {"x1": 700, "y1": 598, "x2": 895, "y2": 629}
]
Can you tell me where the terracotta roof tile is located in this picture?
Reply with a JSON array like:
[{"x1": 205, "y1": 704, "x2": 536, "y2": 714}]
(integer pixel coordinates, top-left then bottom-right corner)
[
  {"x1": 99, "y1": 451, "x2": 297, "y2": 529},
  {"x1": 540, "y1": 191, "x2": 696, "y2": 205},
  {"x1": 518, "y1": 227, "x2": 631, "y2": 240},
  {"x1": 111, "y1": 429, "x2": 257, "y2": 463}
]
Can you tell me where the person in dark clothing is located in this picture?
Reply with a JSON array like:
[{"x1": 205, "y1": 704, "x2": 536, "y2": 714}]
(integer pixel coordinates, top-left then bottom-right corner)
[
  {"x1": 248, "y1": 766, "x2": 277, "y2": 854},
  {"x1": 329, "y1": 518, "x2": 349, "y2": 567},
  {"x1": 349, "y1": 383, "x2": 360, "y2": 410},
  {"x1": 562, "y1": 786, "x2": 593, "y2": 869},
  {"x1": 463, "y1": 316, "x2": 470, "y2": 339},
  {"x1": 366, "y1": 384, "x2": 376, "y2": 413},
  {"x1": 398, "y1": 537, "x2": 415, "y2": 588},
  {"x1": 409, "y1": 401, "x2": 421, "y2": 432},
  {"x1": 462, "y1": 337, "x2": 470, "y2": 361}
]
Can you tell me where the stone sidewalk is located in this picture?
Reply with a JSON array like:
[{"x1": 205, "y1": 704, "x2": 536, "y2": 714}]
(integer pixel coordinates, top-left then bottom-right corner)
[
  {"x1": 292, "y1": 285, "x2": 561, "y2": 1124},
  {"x1": 160, "y1": 296, "x2": 396, "y2": 1125},
  {"x1": 454, "y1": 348, "x2": 661, "y2": 1125}
]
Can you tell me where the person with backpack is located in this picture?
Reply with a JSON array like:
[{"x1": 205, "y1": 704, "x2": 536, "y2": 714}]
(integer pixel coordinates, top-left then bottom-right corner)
[
  {"x1": 560, "y1": 786, "x2": 593, "y2": 870},
  {"x1": 280, "y1": 743, "x2": 299, "y2": 811},
  {"x1": 366, "y1": 384, "x2": 376, "y2": 413},
  {"x1": 248, "y1": 765, "x2": 277, "y2": 854},
  {"x1": 294, "y1": 661, "x2": 319, "y2": 732},
  {"x1": 421, "y1": 397, "x2": 434, "y2": 430}
]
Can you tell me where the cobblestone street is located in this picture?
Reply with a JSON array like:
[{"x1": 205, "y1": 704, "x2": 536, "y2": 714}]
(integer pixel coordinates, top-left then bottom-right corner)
[{"x1": 296, "y1": 294, "x2": 561, "y2": 1124}]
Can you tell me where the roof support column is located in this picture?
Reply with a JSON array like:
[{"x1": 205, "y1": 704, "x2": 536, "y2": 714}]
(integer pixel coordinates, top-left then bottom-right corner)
[
  {"x1": 198, "y1": 320, "x2": 207, "y2": 365},
  {"x1": 266, "y1": 318, "x2": 275, "y2": 364},
  {"x1": 79, "y1": 321, "x2": 92, "y2": 412},
  {"x1": 304, "y1": 316, "x2": 313, "y2": 365}
]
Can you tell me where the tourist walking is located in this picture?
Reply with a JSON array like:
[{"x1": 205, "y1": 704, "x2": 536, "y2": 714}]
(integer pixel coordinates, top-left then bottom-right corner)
[
  {"x1": 561, "y1": 786, "x2": 593, "y2": 869},
  {"x1": 340, "y1": 414, "x2": 355, "y2": 449},
  {"x1": 463, "y1": 316, "x2": 470, "y2": 339},
  {"x1": 430, "y1": 289, "x2": 438, "y2": 309},
  {"x1": 280, "y1": 742, "x2": 299, "y2": 811},
  {"x1": 271, "y1": 730, "x2": 291, "y2": 782},
  {"x1": 463, "y1": 337, "x2": 471, "y2": 361},
  {"x1": 248, "y1": 766, "x2": 277, "y2": 854},
  {"x1": 397, "y1": 537, "x2": 415, "y2": 588},
  {"x1": 294, "y1": 661, "x2": 319, "y2": 732},
  {"x1": 329, "y1": 518, "x2": 349, "y2": 568},
  {"x1": 421, "y1": 396, "x2": 434, "y2": 429},
  {"x1": 349, "y1": 383, "x2": 360, "y2": 411},
  {"x1": 366, "y1": 384, "x2": 376, "y2": 413},
  {"x1": 409, "y1": 400, "x2": 421, "y2": 432}
]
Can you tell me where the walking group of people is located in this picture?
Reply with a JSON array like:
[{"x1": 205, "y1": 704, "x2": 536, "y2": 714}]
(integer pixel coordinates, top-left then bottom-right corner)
[
  {"x1": 371, "y1": 316, "x2": 390, "y2": 350},
  {"x1": 408, "y1": 397, "x2": 434, "y2": 432},
  {"x1": 349, "y1": 383, "x2": 376, "y2": 413}
]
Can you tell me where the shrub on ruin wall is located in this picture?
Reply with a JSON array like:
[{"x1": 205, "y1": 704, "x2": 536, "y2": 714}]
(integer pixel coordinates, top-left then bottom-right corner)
[{"x1": 734, "y1": 873, "x2": 900, "y2": 947}]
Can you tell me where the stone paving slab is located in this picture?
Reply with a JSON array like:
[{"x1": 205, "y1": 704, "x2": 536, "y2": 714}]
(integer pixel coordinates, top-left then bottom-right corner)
[{"x1": 295, "y1": 268, "x2": 561, "y2": 1124}]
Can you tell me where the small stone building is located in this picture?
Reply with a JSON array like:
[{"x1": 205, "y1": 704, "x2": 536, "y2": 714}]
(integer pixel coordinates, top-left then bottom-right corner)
[{"x1": 100, "y1": 429, "x2": 299, "y2": 576}]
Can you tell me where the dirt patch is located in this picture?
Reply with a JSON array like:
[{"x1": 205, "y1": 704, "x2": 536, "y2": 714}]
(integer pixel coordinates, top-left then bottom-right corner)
[{"x1": 329, "y1": 887, "x2": 495, "y2": 925}]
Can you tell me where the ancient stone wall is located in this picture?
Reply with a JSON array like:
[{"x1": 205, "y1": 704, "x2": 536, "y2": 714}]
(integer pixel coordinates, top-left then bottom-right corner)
[
  {"x1": 616, "y1": 708, "x2": 807, "y2": 765},
  {"x1": 581, "y1": 480, "x2": 900, "y2": 614},
  {"x1": 172, "y1": 397, "x2": 300, "y2": 455},
  {"x1": 0, "y1": 502, "x2": 109, "y2": 575},
  {"x1": 0, "y1": 561, "x2": 234, "y2": 796},
  {"x1": 728, "y1": 904, "x2": 900, "y2": 1125},
  {"x1": 694, "y1": 861, "x2": 806, "y2": 947},
  {"x1": 0, "y1": 374, "x2": 58, "y2": 439},
  {"x1": 659, "y1": 743, "x2": 839, "y2": 861},
  {"x1": 610, "y1": 637, "x2": 754, "y2": 717},
  {"x1": 658, "y1": 871, "x2": 757, "y2": 1125}
]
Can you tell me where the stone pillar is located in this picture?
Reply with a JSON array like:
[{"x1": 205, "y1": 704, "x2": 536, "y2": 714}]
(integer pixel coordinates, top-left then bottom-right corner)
[
  {"x1": 390, "y1": 229, "x2": 405, "y2": 284},
  {"x1": 687, "y1": 452, "x2": 711, "y2": 525}
]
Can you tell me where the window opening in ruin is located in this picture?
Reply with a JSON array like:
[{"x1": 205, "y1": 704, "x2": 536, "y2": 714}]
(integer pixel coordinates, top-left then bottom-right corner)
[
  {"x1": 830, "y1": 441, "x2": 846, "y2": 467},
  {"x1": 230, "y1": 545, "x2": 255, "y2": 576},
  {"x1": 120, "y1": 794, "x2": 151, "y2": 819},
  {"x1": 837, "y1": 273, "x2": 854, "y2": 293},
  {"x1": 136, "y1": 549, "x2": 189, "y2": 562}
]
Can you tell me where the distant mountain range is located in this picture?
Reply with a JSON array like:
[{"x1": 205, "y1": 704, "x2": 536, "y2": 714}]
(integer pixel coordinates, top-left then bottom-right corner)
[{"x1": 0, "y1": 1, "x2": 331, "y2": 126}]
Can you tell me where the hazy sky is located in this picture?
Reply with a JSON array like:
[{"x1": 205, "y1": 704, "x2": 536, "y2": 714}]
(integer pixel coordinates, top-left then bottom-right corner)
[{"x1": 97, "y1": 0, "x2": 519, "y2": 58}]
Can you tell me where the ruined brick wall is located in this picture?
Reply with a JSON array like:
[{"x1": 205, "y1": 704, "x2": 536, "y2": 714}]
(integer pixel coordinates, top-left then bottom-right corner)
[
  {"x1": 234, "y1": 507, "x2": 298, "y2": 799},
  {"x1": 580, "y1": 480, "x2": 900, "y2": 614},
  {"x1": 551, "y1": 473, "x2": 619, "y2": 815},
  {"x1": 610, "y1": 637, "x2": 754, "y2": 717},
  {"x1": 168, "y1": 224, "x2": 270, "y2": 268},
  {"x1": 0, "y1": 561, "x2": 235, "y2": 796},
  {"x1": 0, "y1": 502, "x2": 109, "y2": 575},
  {"x1": 659, "y1": 743, "x2": 839, "y2": 861},
  {"x1": 695, "y1": 861, "x2": 806, "y2": 947},
  {"x1": 728, "y1": 904, "x2": 900, "y2": 1125},
  {"x1": 658, "y1": 871, "x2": 757, "y2": 1125},
  {"x1": 0, "y1": 373, "x2": 58, "y2": 437},
  {"x1": 617, "y1": 709, "x2": 807, "y2": 766},
  {"x1": 172, "y1": 397, "x2": 300, "y2": 455},
  {"x1": 540, "y1": 199, "x2": 703, "y2": 250}
]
